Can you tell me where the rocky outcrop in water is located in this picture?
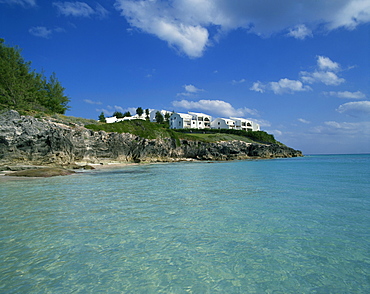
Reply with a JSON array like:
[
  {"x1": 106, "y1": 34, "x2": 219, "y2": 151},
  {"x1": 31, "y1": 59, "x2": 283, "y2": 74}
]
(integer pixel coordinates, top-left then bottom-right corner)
[{"x1": 0, "y1": 110, "x2": 302, "y2": 166}]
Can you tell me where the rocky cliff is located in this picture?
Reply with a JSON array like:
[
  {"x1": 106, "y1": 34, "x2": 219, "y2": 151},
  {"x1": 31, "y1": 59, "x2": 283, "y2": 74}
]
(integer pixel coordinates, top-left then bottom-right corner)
[{"x1": 0, "y1": 110, "x2": 302, "y2": 167}]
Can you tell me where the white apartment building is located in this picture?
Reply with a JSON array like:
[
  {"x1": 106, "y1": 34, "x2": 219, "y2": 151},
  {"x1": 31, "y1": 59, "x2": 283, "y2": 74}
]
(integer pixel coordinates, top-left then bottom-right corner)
[
  {"x1": 188, "y1": 112, "x2": 212, "y2": 129},
  {"x1": 210, "y1": 118, "x2": 236, "y2": 129},
  {"x1": 169, "y1": 113, "x2": 193, "y2": 129},
  {"x1": 230, "y1": 117, "x2": 260, "y2": 131},
  {"x1": 169, "y1": 112, "x2": 212, "y2": 129}
]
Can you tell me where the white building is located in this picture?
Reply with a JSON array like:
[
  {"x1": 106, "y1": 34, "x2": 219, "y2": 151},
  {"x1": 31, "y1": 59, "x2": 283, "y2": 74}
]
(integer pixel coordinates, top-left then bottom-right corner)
[
  {"x1": 169, "y1": 112, "x2": 212, "y2": 129},
  {"x1": 230, "y1": 117, "x2": 260, "y2": 131},
  {"x1": 170, "y1": 113, "x2": 193, "y2": 129},
  {"x1": 188, "y1": 112, "x2": 212, "y2": 129},
  {"x1": 104, "y1": 114, "x2": 145, "y2": 123},
  {"x1": 210, "y1": 118, "x2": 236, "y2": 129},
  {"x1": 105, "y1": 116, "x2": 119, "y2": 123}
]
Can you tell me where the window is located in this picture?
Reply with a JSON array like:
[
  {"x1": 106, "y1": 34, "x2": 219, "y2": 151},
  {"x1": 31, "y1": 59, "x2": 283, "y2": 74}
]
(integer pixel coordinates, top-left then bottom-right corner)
[{"x1": 218, "y1": 122, "x2": 220, "y2": 125}]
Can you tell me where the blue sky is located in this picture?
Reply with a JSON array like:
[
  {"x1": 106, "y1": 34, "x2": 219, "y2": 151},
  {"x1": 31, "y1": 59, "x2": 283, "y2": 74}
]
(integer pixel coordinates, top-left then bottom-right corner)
[{"x1": 1, "y1": 0, "x2": 369, "y2": 154}]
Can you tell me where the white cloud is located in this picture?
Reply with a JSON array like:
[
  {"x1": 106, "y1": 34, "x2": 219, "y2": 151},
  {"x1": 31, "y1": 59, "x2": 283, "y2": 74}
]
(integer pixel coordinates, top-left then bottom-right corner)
[
  {"x1": 172, "y1": 99, "x2": 258, "y2": 117},
  {"x1": 97, "y1": 105, "x2": 136, "y2": 116},
  {"x1": 184, "y1": 84, "x2": 203, "y2": 93},
  {"x1": 251, "y1": 55, "x2": 347, "y2": 94},
  {"x1": 114, "y1": 0, "x2": 370, "y2": 58},
  {"x1": 317, "y1": 56, "x2": 340, "y2": 71},
  {"x1": 53, "y1": 1, "x2": 108, "y2": 18},
  {"x1": 177, "y1": 84, "x2": 204, "y2": 96},
  {"x1": 0, "y1": 0, "x2": 36, "y2": 7},
  {"x1": 95, "y1": 3, "x2": 109, "y2": 19},
  {"x1": 301, "y1": 71, "x2": 345, "y2": 86},
  {"x1": 84, "y1": 99, "x2": 102, "y2": 105},
  {"x1": 231, "y1": 79, "x2": 246, "y2": 85},
  {"x1": 29, "y1": 26, "x2": 52, "y2": 38},
  {"x1": 270, "y1": 78, "x2": 312, "y2": 94},
  {"x1": 250, "y1": 81, "x2": 265, "y2": 93},
  {"x1": 29, "y1": 26, "x2": 66, "y2": 38},
  {"x1": 250, "y1": 78, "x2": 311, "y2": 95},
  {"x1": 325, "y1": 91, "x2": 366, "y2": 99},
  {"x1": 336, "y1": 101, "x2": 370, "y2": 116},
  {"x1": 287, "y1": 24, "x2": 312, "y2": 40},
  {"x1": 298, "y1": 118, "x2": 311, "y2": 124},
  {"x1": 300, "y1": 56, "x2": 345, "y2": 86},
  {"x1": 312, "y1": 121, "x2": 370, "y2": 136}
]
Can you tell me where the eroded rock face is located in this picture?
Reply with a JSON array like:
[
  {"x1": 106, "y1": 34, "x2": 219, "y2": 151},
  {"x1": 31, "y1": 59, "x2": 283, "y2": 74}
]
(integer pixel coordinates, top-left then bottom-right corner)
[{"x1": 0, "y1": 110, "x2": 302, "y2": 166}]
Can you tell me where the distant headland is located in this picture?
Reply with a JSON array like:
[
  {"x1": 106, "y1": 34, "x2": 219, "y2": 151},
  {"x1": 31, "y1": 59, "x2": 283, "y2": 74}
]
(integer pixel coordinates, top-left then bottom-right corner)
[{"x1": 0, "y1": 110, "x2": 302, "y2": 177}]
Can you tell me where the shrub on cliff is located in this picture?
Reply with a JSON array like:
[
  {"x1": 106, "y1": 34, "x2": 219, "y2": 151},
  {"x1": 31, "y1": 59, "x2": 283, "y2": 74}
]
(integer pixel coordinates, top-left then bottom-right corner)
[{"x1": 0, "y1": 39, "x2": 70, "y2": 114}]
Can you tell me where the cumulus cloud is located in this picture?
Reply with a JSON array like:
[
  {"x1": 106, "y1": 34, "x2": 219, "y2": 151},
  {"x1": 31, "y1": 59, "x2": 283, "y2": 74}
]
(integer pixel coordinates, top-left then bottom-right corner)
[
  {"x1": 287, "y1": 24, "x2": 312, "y2": 40},
  {"x1": 300, "y1": 55, "x2": 345, "y2": 86},
  {"x1": 250, "y1": 78, "x2": 311, "y2": 94},
  {"x1": 317, "y1": 56, "x2": 340, "y2": 71},
  {"x1": 250, "y1": 81, "x2": 265, "y2": 93},
  {"x1": 301, "y1": 71, "x2": 345, "y2": 86},
  {"x1": 172, "y1": 99, "x2": 258, "y2": 117},
  {"x1": 251, "y1": 55, "x2": 347, "y2": 94},
  {"x1": 114, "y1": 0, "x2": 370, "y2": 58},
  {"x1": 53, "y1": 1, "x2": 108, "y2": 18},
  {"x1": 177, "y1": 84, "x2": 204, "y2": 96},
  {"x1": 336, "y1": 101, "x2": 370, "y2": 116},
  {"x1": 325, "y1": 91, "x2": 366, "y2": 99},
  {"x1": 0, "y1": 0, "x2": 36, "y2": 7}
]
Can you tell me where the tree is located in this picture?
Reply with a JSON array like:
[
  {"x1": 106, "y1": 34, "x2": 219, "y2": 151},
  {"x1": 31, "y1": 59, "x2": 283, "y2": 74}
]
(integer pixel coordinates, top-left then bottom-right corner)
[
  {"x1": 41, "y1": 72, "x2": 70, "y2": 114},
  {"x1": 145, "y1": 108, "x2": 150, "y2": 120},
  {"x1": 0, "y1": 38, "x2": 70, "y2": 114},
  {"x1": 98, "y1": 112, "x2": 105, "y2": 122},
  {"x1": 136, "y1": 107, "x2": 143, "y2": 117},
  {"x1": 113, "y1": 111, "x2": 124, "y2": 118},
  {"x1": 155, "y1": 111, "x2": 164, "y2": 124},
  {"x1": 123, "y1": 111, "x2": 131, "y2": 117}
]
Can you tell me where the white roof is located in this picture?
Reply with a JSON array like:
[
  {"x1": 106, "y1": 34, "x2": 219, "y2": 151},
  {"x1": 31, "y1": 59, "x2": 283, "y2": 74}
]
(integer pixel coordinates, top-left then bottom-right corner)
[
  {"x1": 188, "y1": 111, "x2": 211, "y2": 117},
  {"x1": 175, "y1": 113, "x2": 193, "y2": 119},
  {"x1": 230, "y1": 117, "x2": 252, "y2": 121}
]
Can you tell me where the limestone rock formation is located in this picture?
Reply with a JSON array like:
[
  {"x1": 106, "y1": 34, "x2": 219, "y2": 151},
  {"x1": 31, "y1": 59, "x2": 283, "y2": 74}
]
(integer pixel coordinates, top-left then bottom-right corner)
[{"x1": 0, "y1": 110, "x2": 302, "y2": 167}]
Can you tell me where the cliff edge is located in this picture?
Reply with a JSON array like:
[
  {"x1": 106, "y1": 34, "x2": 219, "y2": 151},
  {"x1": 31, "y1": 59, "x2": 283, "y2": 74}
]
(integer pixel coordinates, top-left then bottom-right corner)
[{"x1": 0, "y1": 110, "x2": 302, "y2": 167}]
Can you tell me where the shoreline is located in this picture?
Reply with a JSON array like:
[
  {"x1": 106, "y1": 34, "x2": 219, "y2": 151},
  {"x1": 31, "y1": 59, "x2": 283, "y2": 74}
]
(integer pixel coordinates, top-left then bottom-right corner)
[{"x1": 0, "y1": 154, "x2": 300, "y2": 180}]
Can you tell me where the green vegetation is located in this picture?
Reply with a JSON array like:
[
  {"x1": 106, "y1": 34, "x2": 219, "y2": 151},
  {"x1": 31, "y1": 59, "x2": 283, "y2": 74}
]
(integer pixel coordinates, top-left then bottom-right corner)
[
  {"x1": 155, "y1": 111, "x2": 164, "y2": 124},
  {"x1": 136, "y1": 107, "x2": 144, "y2": 117},
  {"x1": 85, "y1": 119, "x2": 278, "y2": 145},
  {"x1": 86, "y1": 119, "x2": 179, "y2": 140},
  {"x1": 174, "y1": 128, "x2": 278, "y2": 144},
  {"x1": 0, "y1": 39, "x2": 70, "y2": 114},
  {"x1": 98, "y1": 112, "x2": 105, "y2": 122}
]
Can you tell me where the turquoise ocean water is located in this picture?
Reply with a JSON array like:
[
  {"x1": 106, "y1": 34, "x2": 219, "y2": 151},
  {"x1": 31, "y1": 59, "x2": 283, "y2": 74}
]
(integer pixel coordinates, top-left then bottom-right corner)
[{"x1": 1, "y1": 154, "x2": 369, "y2": 293}]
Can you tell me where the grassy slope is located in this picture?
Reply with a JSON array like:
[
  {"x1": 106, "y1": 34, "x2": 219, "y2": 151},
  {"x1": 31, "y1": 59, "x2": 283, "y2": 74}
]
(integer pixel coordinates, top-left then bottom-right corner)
[
  {"x1": 84, "y1": 120, "x2": 277, "y2": 144},
  {"x1": 30, "y1": 113, "x2": 277, "y2": 144}
]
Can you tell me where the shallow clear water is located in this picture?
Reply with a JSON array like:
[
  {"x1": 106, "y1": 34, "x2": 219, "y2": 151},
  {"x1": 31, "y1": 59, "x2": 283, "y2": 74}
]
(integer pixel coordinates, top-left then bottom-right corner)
[{"x1": 1, "y1": 155, "x2": 369, "y2": 293}]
